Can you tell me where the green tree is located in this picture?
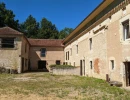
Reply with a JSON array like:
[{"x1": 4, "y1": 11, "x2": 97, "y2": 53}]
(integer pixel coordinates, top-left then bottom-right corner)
[
  {"x1": 59, "y1": 27, "x2": 73, "y2": 39},
  {"x1": 37, "y1": 18, "x2": 59, "y2": 39},
  {"x1": 0, "y1": 2, "x2": 19, "y2": 30},
  {"x1": 20, "y1": 15, "x2": 39, "y2": 38}
]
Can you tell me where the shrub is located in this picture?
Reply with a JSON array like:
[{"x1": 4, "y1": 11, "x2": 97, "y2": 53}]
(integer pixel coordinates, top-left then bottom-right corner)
[
  {"x1": 49, "y1": 64, "x2": 75, "y2": 69},
  {"x1": 0, "y1": 67, "x2": 6, "y2": 73}
]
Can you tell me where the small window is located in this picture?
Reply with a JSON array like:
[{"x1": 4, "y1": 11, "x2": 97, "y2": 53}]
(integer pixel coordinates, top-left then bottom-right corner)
[
  {"x1": 90, "y1": 61, "x2": 93, "y2": 69},
  {"x1": 1, "y1": 38, "x2": 15, "y2": 48},
  {"x1": 76, "y1": 45, "x2": 78, "y2": 54},
  {"x1": 41, "y1": 48, "x2": 46, "y2": 57},
  {"x1": 68, "y1": 51, "x2": 69, "y2": 60},
  {"x1": 66, "y1": 52, "x2": 68, "y2": 60},
  {"x1": 56, "y1": 60, "x2": 60, "y2": 65},
  {"x1": 122, "y1": 20, "x2": 130, "y2": 40},
  {"x1": 89, "y1": 38, "x2": 92, "y2": 50},
  {"x1": 110, "y1": 60, "x2": 114, "y2": 70}
]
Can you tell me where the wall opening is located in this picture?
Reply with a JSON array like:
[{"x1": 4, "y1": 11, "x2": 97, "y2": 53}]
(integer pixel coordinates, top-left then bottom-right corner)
[{"x1": 125, "y1": 62, "x2": 130, "y2": 86}]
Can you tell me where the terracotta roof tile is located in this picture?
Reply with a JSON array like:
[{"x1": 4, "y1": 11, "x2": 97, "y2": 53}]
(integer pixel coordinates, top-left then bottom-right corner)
[
  {"x1": 0, "y1": 27, "x2": 23, "y2": 35},
  {"x1": 28, "y1": 38, "x2": 64, "y2": 47}
]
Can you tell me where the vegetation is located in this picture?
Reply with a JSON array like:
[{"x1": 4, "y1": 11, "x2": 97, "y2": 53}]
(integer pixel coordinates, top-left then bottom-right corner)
[
  {"x1": 49, "y1": 64, "x2": 75, "y2": 69},
  {"x1": 0, "y1": 2, "x2": 19, "y2": 30},
  {"x1": 0, "y1": 73, "x2": 130, "y2": 100},
  {"x1": 0, "y1": 2, "x2": 73, "y2": 39}
]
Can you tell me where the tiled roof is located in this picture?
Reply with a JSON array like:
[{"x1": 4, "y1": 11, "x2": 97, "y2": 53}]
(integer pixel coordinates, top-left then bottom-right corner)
[
  {"x1": 0, "y1": 27, "x2": 23, "y2": 35},
  {"x1": 28, "y1": 38, "x2": 64, "y2": 47}
]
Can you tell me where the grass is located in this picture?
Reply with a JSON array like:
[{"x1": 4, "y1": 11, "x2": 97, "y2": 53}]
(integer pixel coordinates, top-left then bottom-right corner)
[{"x1": 0, "y1": 72, "x2": 129, "y2": 100}]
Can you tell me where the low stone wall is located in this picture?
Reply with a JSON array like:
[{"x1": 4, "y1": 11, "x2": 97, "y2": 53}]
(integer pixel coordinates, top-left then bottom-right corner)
[{"x1": 52, "y1": 67, "x2": 80, "y2": 75}]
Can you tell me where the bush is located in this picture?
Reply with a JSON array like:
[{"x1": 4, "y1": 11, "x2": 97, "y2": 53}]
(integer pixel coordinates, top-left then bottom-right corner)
[
  {"x1": 49, "y1": 64, "x2": 75, "y2": 69},
  {"x1": 0, "y1": 67, "x2": 6, "y2": 73}
]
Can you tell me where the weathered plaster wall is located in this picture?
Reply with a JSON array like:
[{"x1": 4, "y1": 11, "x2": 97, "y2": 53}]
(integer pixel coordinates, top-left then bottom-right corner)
[
  {"x1": 0, "y1": 35, "x2": 22, "y2": 73},
  {"x1": 30, "y1": 46, "x2": 64, "y2": 70},
  {"x1": 52, "y1": 67, "x2": 80, "y2": 75},
  {"x1": 64, "y1": 0, "x2": 130, "y2": 87},
  {"x1": 21, "y1": 36, "x2": 30, "y2": 72}
]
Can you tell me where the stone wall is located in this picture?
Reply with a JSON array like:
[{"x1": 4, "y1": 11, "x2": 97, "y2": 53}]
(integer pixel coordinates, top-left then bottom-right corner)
[
  {"x1": 29, "y1": 46, "x2": 64, "y2": 71},
  {"x1": 52, "y1": 67, "x2": 80, "y2": 75},
  {"x1": 0, "y1": 35, "x2": 22, "y2": 73},
  {"x1": 64, "y1": 1, "x2": 130, "y2": 87}
]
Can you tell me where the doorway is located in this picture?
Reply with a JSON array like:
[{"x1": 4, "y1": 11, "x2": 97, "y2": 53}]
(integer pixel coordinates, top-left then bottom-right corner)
[
  {"x1": 125, "y1": 62, "x2": 130, "y2": 86},
  {"x1": 21, "y1": 58, "x2": 24, "y2": 73},
  {"x1": 38, "y1": 60, "x2": 47, "y2": 70},
  {"x1": 80, "y1": 60, "x2": 82, "y2": 76}
]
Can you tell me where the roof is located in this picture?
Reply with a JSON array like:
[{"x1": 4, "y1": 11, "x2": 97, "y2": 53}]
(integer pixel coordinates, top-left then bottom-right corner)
[
  {"x1": 28, "y1": 38, "x2": 64, "y2": 47},
  {"x1": 63, "y1": 0, "x2": 114, "y2": 44},
  {"x1": 0, "y1": 27, "x2": 23, "y2": 35}
]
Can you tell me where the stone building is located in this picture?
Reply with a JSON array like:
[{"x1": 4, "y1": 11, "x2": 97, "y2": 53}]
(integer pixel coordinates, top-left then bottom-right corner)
[
  {"x1": 28, "y1": 38, "x2": 64, "y2": 71},
  {"x1": 63, "y1": 0, "x2": 130, "y2": 87},
  {"x1": 0, "y1": 27, "x2": 30, "y2": 73},
  {"x1": 0, "y1": 27, "x2": 64, "y2": 73},
  {"x1": 1, "y1": 0, "x2": 130, "y2": 87}
]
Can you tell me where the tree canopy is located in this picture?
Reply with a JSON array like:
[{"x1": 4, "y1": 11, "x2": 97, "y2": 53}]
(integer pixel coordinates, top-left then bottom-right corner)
[
  {"x1": 20, "y1": 15, "x2": 39, "y2": 38},
  {"x1": 37, "y1": 18, "x2": 59, "y2": 39},
  {"x1": 59, "y1": 27, "x2": 73, "y2": 39},
  {"x1": 0, "y1": 2, "x2": 19, "y2": 30},
  {"x1": 0, "y1": 2, "x2": 73, "y2": 39}
]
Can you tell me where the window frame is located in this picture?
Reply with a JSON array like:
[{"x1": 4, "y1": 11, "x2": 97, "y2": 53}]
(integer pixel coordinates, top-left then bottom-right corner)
[
  {"x1": 76, "y1": 45, "x2": 78, "y2": 54},
  {"x1": 0, "y1": 37, "x2": 15, "y2": 48},
  {"x1": 110, "y1": 60, "x2": 114, "y2": 70},
  {"x1": 89, "y1": 38, "x2": 92, "y2": 50},
  {"x1": 40, "y1": 48, "x2": 46, "y2": 57},
  {"x1": 90, "y1": 61, "x2": 93, "y2": 69},
  {"x1": 122, "y1": 20, "x2": 130, "y2": 41},
  {"x1": 56, "y1": 60, "x2": 61, "y2": 65}
]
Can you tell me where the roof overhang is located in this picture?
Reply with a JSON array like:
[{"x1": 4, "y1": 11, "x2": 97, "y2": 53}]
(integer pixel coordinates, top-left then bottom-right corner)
[{"x1": 63, "y1": 0, "x2": 114, "y2": 44}]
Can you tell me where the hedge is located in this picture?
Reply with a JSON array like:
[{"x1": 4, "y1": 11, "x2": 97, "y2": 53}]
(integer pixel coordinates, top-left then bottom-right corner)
[{"x1": 49, "y1": 64, "x2": 75, "y2": 69}]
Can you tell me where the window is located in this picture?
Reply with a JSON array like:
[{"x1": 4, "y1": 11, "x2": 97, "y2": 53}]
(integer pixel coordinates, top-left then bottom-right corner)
[
  {"x1": 89, "y1": 38, "x2": 92, "y2": 50},
  {"x1": 1, "y1": 38, "x2": 15, "y2": 48},
  {"x1": 66, "y1": 52, "x2": 68, "y2": 60},
  {"x1": 123, "y1": 20, "x2": 130, "y2": 40},
  {"x1": 56, "y1": 60, "x2": 60, "y2": 65},
  {"x1": 90, "y1": 61, "x2": 93, "y2": 69},
  {"x1": 76, "y1": 45, "x2": 78, "y2": 54},
  {"x1": 41, "y1": 48, "x2": 46, "y2": 57},
  {"x1": 110, "y1": 60, "x2": 114, "y2": 70},
  {"x1": 68, "y1": 51, "x2": 69, "y2": 60}
]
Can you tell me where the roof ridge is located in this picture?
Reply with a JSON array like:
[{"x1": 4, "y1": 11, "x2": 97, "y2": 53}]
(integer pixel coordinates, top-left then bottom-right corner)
[{"x1": 28, "y1": 38, "x2": 63, "y2": 40}]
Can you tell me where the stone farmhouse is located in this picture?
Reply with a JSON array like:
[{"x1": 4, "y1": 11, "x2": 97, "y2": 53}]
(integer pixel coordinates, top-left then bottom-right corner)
[
  {"x1": 0, "y1": 27, "x2": 64, "y2": 73},
  {"x1": 0, "y1": 0, "x2": 130, "y2": 87},
  {"x1": 63, "y1": 0, "x2": 130, "y2": 87}
]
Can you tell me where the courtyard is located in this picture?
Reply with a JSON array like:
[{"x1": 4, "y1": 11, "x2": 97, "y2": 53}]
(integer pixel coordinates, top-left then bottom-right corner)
[{"x1": 0, "y1": 72, "x2": 129, "y2": 100}]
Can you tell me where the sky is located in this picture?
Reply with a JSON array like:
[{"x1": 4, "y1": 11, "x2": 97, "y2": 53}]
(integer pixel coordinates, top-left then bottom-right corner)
[{"x1": 0, "y1": 0, "x2": 102, "y2": 31}]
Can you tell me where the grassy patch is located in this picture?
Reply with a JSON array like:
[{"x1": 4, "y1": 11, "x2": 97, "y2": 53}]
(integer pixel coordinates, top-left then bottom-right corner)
[{"x1": 0, "y1": 73, "x2": 129, "y2": 100}]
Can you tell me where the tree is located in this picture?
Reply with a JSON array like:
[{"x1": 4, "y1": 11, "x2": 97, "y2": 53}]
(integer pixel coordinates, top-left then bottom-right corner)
[
  {"x1": 20, "y1": 15, "x2": 39, "y2": 38},
  {"x1": 59, "y1": 27, "x2": 73, "y2": 39},
  {"x1": 0, "y1": 2, "x2": 19, "y2": 30},
  {"x1": 37, "y1": 18, "x2": 59, "y2": 39}
]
